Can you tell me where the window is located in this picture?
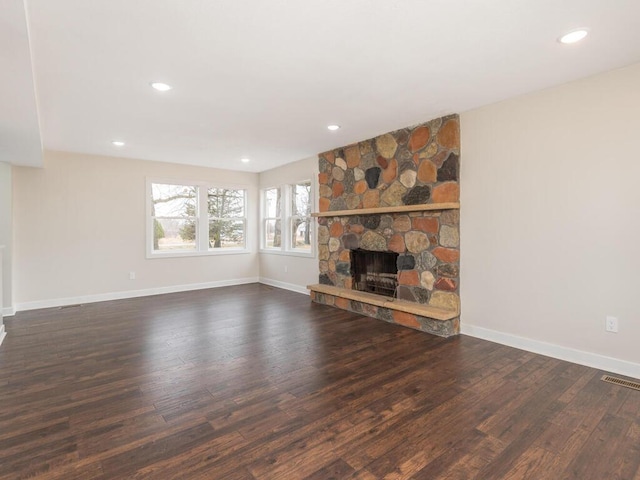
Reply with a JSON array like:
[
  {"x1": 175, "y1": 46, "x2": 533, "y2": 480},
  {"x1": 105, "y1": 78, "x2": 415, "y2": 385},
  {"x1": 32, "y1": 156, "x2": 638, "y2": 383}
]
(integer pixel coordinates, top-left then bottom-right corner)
[
  {"x1": 290, "y1": 181, "x2": 312, "y2": 251},
  {"x1": 207, "y1": 188, "x2": 246, "y2": 249},
  {"x1": 261, "y1": 180, "x2": 314, "y2": 256},
  {"x1": 263, "y1": 187, "x2": 281, "y2": 248},
  {"x1": 148, "y1": 180, "x2": 248, "y2": 257},
  {"x1": 151, "y1": 183, "x2": 198, "y2": 252}
]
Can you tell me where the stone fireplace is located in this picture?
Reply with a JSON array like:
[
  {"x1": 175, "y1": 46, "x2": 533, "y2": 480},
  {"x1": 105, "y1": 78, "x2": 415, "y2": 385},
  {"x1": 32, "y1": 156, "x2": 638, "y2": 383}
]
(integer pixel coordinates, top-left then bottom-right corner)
[{"x1": 308, "y1": 114, "x2": 461, "y2": 337}]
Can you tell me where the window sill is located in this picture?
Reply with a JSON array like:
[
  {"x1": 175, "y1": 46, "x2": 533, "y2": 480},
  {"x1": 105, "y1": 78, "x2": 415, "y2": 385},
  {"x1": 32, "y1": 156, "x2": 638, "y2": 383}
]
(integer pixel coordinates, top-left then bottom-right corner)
[
  {"x1": 259, "y1": 249, "x2": 315, "y2": 258},
  {"x1": 147, "y1": 248, "x2": 252, "y2": 259}
]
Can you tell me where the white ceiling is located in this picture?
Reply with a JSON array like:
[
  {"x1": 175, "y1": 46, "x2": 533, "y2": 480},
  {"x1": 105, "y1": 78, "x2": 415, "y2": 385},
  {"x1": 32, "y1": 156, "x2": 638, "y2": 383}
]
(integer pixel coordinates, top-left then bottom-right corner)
[{"x1": 4, "y1": 0, "x2": 640, "y2": 172}]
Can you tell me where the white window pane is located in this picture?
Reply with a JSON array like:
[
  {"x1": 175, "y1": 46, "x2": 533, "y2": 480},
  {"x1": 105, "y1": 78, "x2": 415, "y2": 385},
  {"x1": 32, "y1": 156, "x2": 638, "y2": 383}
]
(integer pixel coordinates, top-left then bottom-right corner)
[
  {"x1": 292, "y1": 181, "x2": 311, "y2": 217},
  {"x1": 265, "y1": 219, "x2": 281, "y2": 248},
  {"x1": 153, "y1": 218, "x2": 196, "y2": 251},
  {"x1": 265, "y1": 188, "x2": 281, "y2": 218},
  {"x1": 152, "y1": 184, "x2": 197, "y2": 217},
  {"x1": 292, "y1": 218, "x2": 311, "y2": 250},
  {"x1": 209, "y1": 219, "x2": 245, "y2": 249},
  {"x1": 208, "y1": 188, "x2": 245, "y2": 218}
]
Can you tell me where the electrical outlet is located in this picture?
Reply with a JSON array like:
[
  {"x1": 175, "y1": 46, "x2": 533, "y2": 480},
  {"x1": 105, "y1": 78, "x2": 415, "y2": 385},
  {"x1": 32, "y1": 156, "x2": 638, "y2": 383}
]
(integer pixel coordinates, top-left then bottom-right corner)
[
  {"x1": 129, "y1": 271, "x2": 136, "y2": 280},
  {"x1": 605, "y1": 316, "x2": 618, "y2": 333},
  {"x1": 284, "y1": 265, "x2": 288, "y2": 273}
]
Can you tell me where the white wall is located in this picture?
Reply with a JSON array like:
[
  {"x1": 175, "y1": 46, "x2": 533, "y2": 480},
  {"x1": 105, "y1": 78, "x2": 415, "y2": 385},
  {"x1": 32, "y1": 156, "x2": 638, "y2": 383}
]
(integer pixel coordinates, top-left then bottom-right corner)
[
  {"x1": 258, "y1": 156, "x2": 318, "y2": 293},
  {"x1": 13, "y1": 151, "x2": 260, "y2": 308},
  {"x1": 0, "y1": 162, "x2": 12, "y2": 315},
  {"x1": 0, "y1": 248, "x2": 4, "y2": 345},
  {"x1": 460, "y1": 62, "x2": 640, "y2": 376}
]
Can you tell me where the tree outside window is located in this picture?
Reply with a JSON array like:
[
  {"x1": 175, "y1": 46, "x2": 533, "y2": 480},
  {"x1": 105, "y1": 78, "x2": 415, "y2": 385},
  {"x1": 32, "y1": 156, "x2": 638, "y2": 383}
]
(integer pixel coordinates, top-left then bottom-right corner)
[
  {"x1": 291, "y1": 181, "x2": 311, "y2": 250},
  {"x1": 178, "y1": 188, "x2": 246, "y2": 249},
  {"x1": 264, "y1": 188, "x2": 281, "y2": 248},
  {"x1": 207, "y1": 188, "x2": 246, "y2": 249},
  {"x1": 151, "y1": 183, "x2": 197, "y2": 251}
]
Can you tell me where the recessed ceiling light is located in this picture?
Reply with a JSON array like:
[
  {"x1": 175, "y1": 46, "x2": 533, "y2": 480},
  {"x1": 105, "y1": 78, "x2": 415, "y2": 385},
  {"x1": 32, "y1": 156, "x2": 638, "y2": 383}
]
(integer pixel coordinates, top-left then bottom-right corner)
[
  {"x1": 150, "y1": 82, "x2": 172, "y2": 92},
  {"x1": 111, "y1": 140, "x2": 125, "y2": 146},
  {"x1": 241, "y1": 158, "x2": 250, "y2": 163},
  {"x1": 327, "y1": 125, "x2": 340, "y2": 131},
  {"x1": 558, "y1": 29, "x2": 589, "y2": 44}
]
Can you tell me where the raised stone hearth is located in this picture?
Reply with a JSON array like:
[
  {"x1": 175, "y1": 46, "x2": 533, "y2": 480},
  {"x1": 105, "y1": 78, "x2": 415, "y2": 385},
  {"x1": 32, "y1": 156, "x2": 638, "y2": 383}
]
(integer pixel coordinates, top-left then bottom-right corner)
[
  {"x1": 308, "y1": 284, "x2": 459, "y2": 337},
  {"x1": 310, "y1": 114, "x2": 461, "y2": 337}
]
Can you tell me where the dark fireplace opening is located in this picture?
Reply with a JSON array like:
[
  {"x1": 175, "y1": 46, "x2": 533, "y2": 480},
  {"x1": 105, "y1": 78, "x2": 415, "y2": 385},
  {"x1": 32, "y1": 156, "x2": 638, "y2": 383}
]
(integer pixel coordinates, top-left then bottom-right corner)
[{"x1": 351, "y1": 249, "x2": 399, "y2": 298}]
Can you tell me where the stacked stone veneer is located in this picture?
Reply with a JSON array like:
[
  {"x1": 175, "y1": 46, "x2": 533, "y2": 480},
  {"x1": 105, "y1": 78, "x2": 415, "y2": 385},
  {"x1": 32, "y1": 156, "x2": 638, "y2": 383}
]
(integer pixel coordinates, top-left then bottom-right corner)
[{"x1": 311, "y1": 114, "x2": 461, "y2": 337}]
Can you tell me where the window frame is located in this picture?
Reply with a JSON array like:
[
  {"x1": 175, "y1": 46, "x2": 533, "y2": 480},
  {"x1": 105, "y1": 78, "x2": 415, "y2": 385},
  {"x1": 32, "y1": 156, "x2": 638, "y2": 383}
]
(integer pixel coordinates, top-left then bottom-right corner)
[
  {"x1": 150, "y1": 182, "x2": 199, "y2": 254},
  {"x1": 260, "y1": 179, "x2": 315, "y2": 258},
  {"x1": 146, "y1": 178, "x2": 250, "y2": 258},
  {"x1": 262, "y1": 186, "x2": 282, "y2": 251},
  {"x1": 288, "y1": 180, "x2": 313, "y2": 254},
  {"x1": 205, "y1": 186, "x2": 248, "y2": 252}
]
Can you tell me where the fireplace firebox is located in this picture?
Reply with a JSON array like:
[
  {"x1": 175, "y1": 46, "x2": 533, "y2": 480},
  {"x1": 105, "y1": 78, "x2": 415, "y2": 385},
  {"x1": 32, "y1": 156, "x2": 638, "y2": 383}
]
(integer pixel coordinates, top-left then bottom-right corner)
[{"x1": 350, "y1": 249, "x2": 399, "y2": 298}]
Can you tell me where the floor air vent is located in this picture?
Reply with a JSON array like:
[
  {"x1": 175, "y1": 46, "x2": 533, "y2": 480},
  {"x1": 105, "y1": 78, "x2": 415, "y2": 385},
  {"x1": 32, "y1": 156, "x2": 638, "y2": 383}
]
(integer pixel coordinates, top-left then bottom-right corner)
[{"x1": 601, "y1": 375, "x2": 640, "y2": 391}]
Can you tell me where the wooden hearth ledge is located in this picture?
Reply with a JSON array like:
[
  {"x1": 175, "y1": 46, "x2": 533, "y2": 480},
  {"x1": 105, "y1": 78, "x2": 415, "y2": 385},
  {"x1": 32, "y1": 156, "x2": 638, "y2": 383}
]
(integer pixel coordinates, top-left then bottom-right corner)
[
  {"x1": 307, "y1": 284, "x2": 459, "y2": 321},
  {"x1": 311, "y1": 202, "x2": 459, "y2": 217}
]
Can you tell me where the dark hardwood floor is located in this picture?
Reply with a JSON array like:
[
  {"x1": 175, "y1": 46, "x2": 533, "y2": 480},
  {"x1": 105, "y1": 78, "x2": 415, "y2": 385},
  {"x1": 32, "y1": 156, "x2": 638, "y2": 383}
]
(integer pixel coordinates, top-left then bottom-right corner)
[{"x1": 0, "y1": 283, "x2": 638, "y2": 479}]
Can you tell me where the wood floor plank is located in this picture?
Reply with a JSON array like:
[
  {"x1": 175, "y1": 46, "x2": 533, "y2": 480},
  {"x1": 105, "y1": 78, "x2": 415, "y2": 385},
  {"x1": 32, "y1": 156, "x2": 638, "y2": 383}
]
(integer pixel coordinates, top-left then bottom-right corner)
[
  {"x1": 99, "y1": 420, "x2": 218, "y2": 477},
  {"x1": 130, "y1": 430, "x2": 249, "y2": 479},
  {"x1": 304, "y1": 458, "x2": 357, "y2": 480},
  {"x1": 0, "y1": 283, "x2": 638, "y2": 479},
  {"x1": 562, "y1": 412, "x2": 633, "y2": 480}
]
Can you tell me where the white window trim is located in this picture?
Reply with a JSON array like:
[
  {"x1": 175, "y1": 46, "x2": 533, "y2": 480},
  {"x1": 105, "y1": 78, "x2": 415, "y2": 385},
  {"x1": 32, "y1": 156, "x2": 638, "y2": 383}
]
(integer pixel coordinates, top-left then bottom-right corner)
[
  {"x1": 146, "y1": 177, "x2": 250, "y2": 259},
  {"x1": 260, "y1": 179, "x2": 315, "y2": 258}
]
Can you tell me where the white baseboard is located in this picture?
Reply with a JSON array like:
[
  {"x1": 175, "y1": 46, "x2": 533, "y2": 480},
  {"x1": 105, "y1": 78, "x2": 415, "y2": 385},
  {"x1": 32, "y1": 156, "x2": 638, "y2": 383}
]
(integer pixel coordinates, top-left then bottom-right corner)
[
  {"x1": 2, "y1": 306, "x2": 16, "y2": 317},
  {"x1": 461, "y1": 323, "x2": 640, "y2": 380},
  {"x1": 259, "y1": 277, "x2": 310, "y2": 295},
  {"x1": 0, "y1": 324, "x2": 5, "y2": 346},
  {"x1": 14, "y1": 277, "x2": 260, "y2": 313}
]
